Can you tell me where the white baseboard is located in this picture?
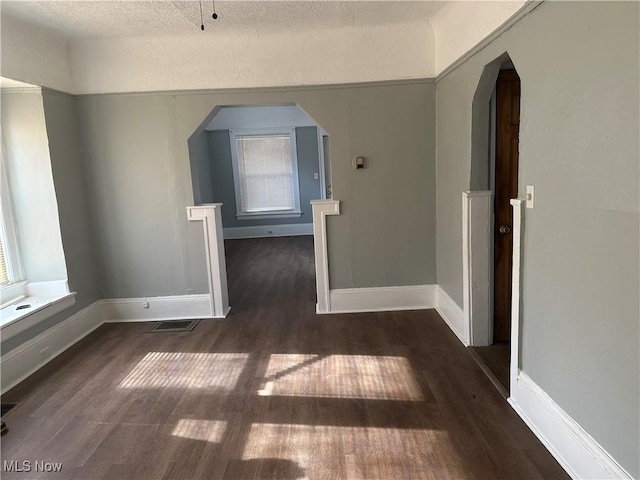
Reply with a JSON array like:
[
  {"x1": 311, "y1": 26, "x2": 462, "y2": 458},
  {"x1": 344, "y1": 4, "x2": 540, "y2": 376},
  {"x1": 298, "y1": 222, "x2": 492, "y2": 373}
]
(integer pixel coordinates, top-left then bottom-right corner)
[
  {"x1": 434, "y1": 285, "x2": 468, "y2": 346},
  {"x1": 223, "y1": 223, "x2": 313, "y2": 239},
  {"x1": 509, "y1": 372, "x2": 632, "y2": 480},
  {"x1": 326, "y1": 285, "x2": 436, "y2": 314},
  {"x1": 1, "y1": 294, "x2": 218, "y2": 393},
  {"x1": 1, "y1": 301, "x2": 103, "y2": 394},
  {"x1": 101, "y1": 294, "x2": 212, "y2": 322},
  {"x1": 1, "y1": 288, "x2": 632, "y2": 480}
]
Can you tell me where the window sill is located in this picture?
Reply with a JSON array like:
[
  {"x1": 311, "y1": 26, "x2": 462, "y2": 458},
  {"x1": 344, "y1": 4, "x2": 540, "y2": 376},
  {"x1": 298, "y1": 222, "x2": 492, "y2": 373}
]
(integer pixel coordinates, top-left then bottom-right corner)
[
  {"x1": 1, "y1": 281, "x2": 76, "y2": 341},
  {"x1": 236, "y1": 211, "x2": 302, "y2": 221}
]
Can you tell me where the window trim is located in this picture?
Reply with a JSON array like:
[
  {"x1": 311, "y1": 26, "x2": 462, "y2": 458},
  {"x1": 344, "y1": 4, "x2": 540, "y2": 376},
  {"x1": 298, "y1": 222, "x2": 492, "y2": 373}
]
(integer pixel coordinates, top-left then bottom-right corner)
[
  {"x1": 229, "y1": 127, "x2": 302, "y2": 220},
  {"x1": 0, "y1": 128, "x2": 74, "y2": 339}
]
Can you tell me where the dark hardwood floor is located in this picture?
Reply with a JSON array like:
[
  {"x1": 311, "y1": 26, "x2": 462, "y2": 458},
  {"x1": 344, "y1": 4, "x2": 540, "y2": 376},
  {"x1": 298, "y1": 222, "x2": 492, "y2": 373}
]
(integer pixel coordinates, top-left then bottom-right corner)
[
  {"x1": 0, "y1": 236, "x2": 568, "y2": 479},
  {"x1": 469, "y1": 342, "x2": 511, "y2": 397}
]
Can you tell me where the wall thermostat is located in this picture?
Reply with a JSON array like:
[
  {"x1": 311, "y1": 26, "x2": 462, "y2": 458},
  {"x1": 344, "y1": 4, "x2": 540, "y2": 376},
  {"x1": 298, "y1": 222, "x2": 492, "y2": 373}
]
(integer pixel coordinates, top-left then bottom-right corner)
[{"x1": 352, "y1": 156, "x2": 365, "y2": 169}]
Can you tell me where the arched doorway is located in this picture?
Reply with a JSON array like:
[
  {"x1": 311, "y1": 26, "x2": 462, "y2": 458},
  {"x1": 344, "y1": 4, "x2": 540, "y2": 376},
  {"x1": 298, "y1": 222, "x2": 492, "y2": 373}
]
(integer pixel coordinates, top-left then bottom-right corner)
[
  {"x1": 187, "y1": 104, "x2": 333, "y2": 314},
  {"x1": 466, "y1": 53, "x2": 521, "y2": 395}
]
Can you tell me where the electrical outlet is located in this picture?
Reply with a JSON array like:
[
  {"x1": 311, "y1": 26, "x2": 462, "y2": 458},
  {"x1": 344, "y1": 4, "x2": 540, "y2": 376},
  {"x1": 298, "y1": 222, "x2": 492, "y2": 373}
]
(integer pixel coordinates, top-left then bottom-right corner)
[{"x1": 40, "y1": 346, "x2": 51, "y2": 359}]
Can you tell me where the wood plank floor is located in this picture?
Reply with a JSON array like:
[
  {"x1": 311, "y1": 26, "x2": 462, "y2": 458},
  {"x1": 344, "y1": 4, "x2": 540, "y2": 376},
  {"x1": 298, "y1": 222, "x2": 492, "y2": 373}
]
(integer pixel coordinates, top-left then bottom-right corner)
[
  {"x1": 0, "y1": 236, "x2": 568, "y2": 479},
  {"x1": 470, "y1": 343, "x2": 511, "y2": 396}
]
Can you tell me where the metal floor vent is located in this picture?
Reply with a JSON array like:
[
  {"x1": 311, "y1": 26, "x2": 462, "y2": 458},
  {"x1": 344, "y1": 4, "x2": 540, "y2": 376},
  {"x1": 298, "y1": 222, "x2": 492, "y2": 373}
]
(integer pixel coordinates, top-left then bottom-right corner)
[
  {"x1": 150, "y1": 320, "x2": 199, "y2": 333},
  {"x1": 1, "y1": 404, "x2": 17, "y2": 417}
]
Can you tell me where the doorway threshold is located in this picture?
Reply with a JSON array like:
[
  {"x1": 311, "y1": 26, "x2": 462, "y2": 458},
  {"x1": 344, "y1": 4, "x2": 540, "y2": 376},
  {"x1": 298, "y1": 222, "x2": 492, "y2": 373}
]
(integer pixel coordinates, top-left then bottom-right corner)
[{"x1": 468, "y1": 345, "x2": 509, "y2": 399}]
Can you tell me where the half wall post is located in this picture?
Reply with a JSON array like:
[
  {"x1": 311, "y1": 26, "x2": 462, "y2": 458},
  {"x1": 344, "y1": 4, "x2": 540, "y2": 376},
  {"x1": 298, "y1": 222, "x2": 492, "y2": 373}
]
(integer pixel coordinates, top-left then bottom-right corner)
[{"x1": 187, "y1": 204, "x2": 230, "y2": 318}]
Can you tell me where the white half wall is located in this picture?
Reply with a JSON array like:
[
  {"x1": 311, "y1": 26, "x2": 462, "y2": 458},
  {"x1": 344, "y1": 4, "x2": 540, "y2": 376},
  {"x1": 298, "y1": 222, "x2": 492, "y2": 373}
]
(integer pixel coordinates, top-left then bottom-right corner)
[
  {"x1": 187, "y1": 205, "x2": 230, "y2": 318},
  {"x1": 312, "y1": 200, "x2": 340, "y2": 314},
  {"x1": 462, "y1": 191, "x2": 492, "y2": 346}
]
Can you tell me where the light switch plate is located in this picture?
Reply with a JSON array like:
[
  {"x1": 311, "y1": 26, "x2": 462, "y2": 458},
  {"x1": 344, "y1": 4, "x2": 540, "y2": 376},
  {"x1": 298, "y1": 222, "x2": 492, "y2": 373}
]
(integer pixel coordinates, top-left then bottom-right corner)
[{"x1": 526, "y1": 185, "x2": 535, "y2": 209}]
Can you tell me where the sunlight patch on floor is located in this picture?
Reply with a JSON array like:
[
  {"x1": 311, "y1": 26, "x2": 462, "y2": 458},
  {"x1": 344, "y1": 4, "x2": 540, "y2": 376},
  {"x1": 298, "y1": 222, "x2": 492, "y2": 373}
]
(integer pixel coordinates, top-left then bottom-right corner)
[
  {"x1": 171, "y1": 419, "x2": 227, "y2": 442},
  {"x1": 118, "y1": 352, "x2": 249, "y2": 389},
  {"x1": 258, "y1": 354, "x2": 424, "y2": 401},
  {"x1": 242, "y1": 423, "x2": 451, "y2": 479}
]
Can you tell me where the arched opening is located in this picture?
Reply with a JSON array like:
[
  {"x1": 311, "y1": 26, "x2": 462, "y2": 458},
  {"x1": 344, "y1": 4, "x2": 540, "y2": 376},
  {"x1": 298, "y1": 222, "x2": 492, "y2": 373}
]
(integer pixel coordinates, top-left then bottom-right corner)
[
  {"x1": 187, "y1": 104, "x2": 332, "y2": 312},
  {"x1": 466, "y1": 53, "x2": 521, "y2": 396}
]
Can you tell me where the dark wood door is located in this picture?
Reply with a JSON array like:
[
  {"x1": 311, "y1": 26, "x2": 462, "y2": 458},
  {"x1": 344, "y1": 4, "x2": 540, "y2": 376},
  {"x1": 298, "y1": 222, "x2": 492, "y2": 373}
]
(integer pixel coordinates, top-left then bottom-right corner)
[{"x1": 493, "y1": 69, "x2": 521, "y2": 343}]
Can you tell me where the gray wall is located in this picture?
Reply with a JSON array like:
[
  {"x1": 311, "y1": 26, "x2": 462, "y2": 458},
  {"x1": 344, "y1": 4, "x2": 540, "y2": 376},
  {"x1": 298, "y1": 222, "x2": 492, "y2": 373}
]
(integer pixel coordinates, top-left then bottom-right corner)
[
  {"x1": 1, "y1": 90, "x2": 100, "y2": 354},
  {"x1": 208, "y1": 126, "x2": 320, "y2": 228},
  {"x1": 189, "y1": 131, "x2": 213, "y2": 206},
  {"x1": 76, "y1": 80, "x2": 437, "y2": 297},
  {"x1": 435, "y1": 2, "x2": 639, "y2": 476},
  {"x1": 206, "y1": 130, "x2": 231, "y2": 207},
  {"x1": 42, "y1": 90, "x2": 100, "y2": 309}
]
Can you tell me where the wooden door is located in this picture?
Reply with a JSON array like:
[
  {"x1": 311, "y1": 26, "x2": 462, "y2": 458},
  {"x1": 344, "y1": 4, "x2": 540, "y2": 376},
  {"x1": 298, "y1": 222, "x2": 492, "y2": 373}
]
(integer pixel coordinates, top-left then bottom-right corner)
[{"x1": 493, "y1": 69, "x2": 521, "y2": 343}]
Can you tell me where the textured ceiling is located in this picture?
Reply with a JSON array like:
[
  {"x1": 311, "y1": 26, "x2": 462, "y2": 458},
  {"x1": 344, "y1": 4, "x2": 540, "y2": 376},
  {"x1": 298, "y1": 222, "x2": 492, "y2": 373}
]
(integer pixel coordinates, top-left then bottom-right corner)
[{"x1": 1, "y1": 1, "x2": 447, "y2": 38}]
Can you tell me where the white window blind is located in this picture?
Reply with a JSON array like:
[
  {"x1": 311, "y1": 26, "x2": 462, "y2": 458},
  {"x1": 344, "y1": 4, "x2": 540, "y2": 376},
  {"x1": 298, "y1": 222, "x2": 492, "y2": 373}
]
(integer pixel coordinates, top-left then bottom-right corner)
[
  {"x1": 0, "y1": 234, "x2": 8, "y2": 286},
  {"x1": 235, "y1": 134, "x2": 295, "y2": 213}
]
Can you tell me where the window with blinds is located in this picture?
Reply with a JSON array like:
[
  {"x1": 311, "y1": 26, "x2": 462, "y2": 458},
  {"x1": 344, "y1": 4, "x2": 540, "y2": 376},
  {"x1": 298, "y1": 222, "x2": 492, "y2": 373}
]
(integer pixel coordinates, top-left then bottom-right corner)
[{"x1": 230, "y1": 129, "x2": 301, "y2": 218}]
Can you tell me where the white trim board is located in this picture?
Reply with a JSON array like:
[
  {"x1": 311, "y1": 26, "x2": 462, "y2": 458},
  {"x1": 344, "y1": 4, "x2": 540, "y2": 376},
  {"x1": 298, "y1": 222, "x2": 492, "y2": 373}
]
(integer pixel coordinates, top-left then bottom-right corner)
[
  {"x1": 101, "y1": 294, "x2": 214, "y2": 323},
  {"x1": 327, "y1": 285, "x2": 436, "y2": 314},
  {"x1": 434, "y1": 285, "x2": 467, "y2": 346},
  {"x1": 311, "y1": 200, "x2": 340, "y2": 314},
  {"x1": 509, "y1": 198, "x2": 525, "y2": 395},
  {"x1": 509, "y1": 372, "x2": 632, "y2": 480},
  {"x1": 1, "y1": 301, "x2": 103, "y2": 394},
  {"x1": 223, "y1": 223, "x2": 313, "y2": 239},
  {"x1": 462, "y1": 191, "x2": 492, "y2": 346},
  {"x1": 187, "y1": 204, "x2": 230, "y2": 318},
  {"x1": 433, "y1": 279, "x2": 632, "y2": 479},
  {"x1": 1, "y1": 287, "x2": 632, "y2": 480},
  {"x1": 1, "y1": 293, "x2": 225, "y2": 393}
]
